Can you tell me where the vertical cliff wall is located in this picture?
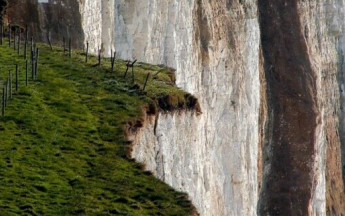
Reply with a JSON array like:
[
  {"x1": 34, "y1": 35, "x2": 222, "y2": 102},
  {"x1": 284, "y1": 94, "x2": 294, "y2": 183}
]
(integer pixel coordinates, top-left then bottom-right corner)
[
  {"x1": 79, "y1": 0, "x2": 114, "y2": 55},
  {"x1": 6, "y1": 0, "x2": 345, "y2": 215},
  {"x1": 125, "y1": 0, "x2": 345, "y2": 215},
  {"x1": 123, "y1": 1, "x2": 261, "y2": 215}
]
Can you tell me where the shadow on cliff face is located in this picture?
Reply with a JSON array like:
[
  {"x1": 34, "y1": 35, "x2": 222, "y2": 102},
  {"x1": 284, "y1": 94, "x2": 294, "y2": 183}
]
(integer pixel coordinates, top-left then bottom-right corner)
[
  {"x1": 258, "y1": 0, "x2": 318, "y2": 215},
  {"x1": 6, "y1": 0, "x2": 84, "y2": 48}
]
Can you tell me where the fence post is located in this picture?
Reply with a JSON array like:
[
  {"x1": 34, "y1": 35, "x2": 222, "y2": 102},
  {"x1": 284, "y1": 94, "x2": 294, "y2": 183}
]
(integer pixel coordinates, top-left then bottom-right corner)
[
  {"x1": 98, "y1": 48, "x2": 101, "y2": 67},
  {"x1": 69, "y1": 38, "x2": 71, "y2": 58},
  {"x1": 24, "y1": 25, "x2": 28, "y2": 59},
  {"x1": 13, "y1": 28, "x2": 16, "y2": 50},
  {"x1": 31, "y1": 37, "x2": 33, "y2": 52},
  {"x1": 85, "y1": 41, "x2": 89, "y2": 63},
  {"x1": 17, "y1": 30, "x2": 21, "y2": 54},
  {"x1": 131, "y1": 60, "x2": 137, "y2": 83},
  {"x1": 15, "y1": 64, "x2": 19, "y2": 92},
  {"x1": 5, "y1": 79, "x2": 8, "y2": 106},
  {"x1": 131, "y1": 65, "x2": 135, "y2": 84},
  {"x1": 2, "y1": 86, "x2": 5, "y2": 116},
  {"x1": 47, "y1": 32, "x2": 53, "y2": 50},
  {"x1": 143, "y1": 73, "x2": 150, "y2": 91},
  {"x1": 123, "y1": 60, "x2": 130, "y2": 78},
  {"x1": 8, "y1": 70, "x2": 12, "y2": 99},
  {"x1": 35, "y1": 48, "x2": 39, "y2": 76},
  {"x1": 1, "y1": 22, "x2": 3, "y2": 45},
  {"x1": 31, "y1": 50, "x2": 35, "y2": 80},
  {"x1": 111, "y1": 51, "x2": 116, "y2": 73},
  {"x1": 8, "y1": 24, "x2": 11, "y2": 47},
  {"x1": 26, "y1": 60, "x2": 28, "y2": 86}
]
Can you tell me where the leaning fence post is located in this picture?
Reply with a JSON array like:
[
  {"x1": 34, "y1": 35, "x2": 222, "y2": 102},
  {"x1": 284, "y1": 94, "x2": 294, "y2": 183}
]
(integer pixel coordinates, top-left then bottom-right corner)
[
  {"x1": 123, "y1": 60, "x2": 130, "y2": 78},
  {"x1": 143, "y1": 73, "x2": 150, "y2": 91},
  {"x1": 8, "y1": 70, "x2": 12, "y2": 99},
  {"x1": 25, "y1": 60, "x2": 28, "y2": 86}
]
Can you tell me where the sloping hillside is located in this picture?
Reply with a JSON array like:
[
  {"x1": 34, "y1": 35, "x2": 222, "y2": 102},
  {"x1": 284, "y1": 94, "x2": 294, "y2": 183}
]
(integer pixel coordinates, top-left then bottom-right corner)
[{"x1": 0, "y1": 41, "x2": 198, "y2": 215}]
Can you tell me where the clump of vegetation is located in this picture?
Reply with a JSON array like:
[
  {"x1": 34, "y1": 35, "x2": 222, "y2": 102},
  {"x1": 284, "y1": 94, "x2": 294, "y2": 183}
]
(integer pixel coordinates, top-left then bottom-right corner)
[{"x1": 0, "y1": 40, "x2": 199, "y2": 215}]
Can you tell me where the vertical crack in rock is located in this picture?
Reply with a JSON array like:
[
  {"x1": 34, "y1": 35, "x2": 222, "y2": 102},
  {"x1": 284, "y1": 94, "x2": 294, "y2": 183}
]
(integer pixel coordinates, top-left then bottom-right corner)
[{"x1": 258, "y1": 1, "x2": 319, "y2": 215}]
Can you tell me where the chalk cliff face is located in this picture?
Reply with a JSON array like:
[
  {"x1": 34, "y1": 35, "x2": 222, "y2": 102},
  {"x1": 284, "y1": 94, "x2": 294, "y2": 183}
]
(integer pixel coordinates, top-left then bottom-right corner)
[
  {"x1": 123, "y1": 1, "x2": 345, "y2": 215},
  {"x1": 7, "y1": 0, "x2": 345, "y2": 215},
  {"x1": 122, "y1": 1, "x2": 261, "y2": 215}
]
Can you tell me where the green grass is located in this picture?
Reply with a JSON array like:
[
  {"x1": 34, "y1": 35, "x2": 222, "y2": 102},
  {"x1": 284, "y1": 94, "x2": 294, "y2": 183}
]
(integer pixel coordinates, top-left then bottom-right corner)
[{"x1": 0, "y1": 41, "x2": 198, "y2": 215}]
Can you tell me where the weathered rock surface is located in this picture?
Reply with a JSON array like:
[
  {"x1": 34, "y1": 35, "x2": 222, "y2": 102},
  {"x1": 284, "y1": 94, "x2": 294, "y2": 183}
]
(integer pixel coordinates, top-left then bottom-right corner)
[{"x1": 6, "y1": 0, "x2": 345, "y2": 215}]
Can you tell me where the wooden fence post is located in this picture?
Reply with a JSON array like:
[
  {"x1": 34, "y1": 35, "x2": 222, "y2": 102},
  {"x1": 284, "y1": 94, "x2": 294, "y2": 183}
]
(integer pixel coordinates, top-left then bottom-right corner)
[
  {"x1": 8, "y1": 24, "x2": 11, "y2": 47},
  {"x1": 15, "y1": 64, "x2": 19, "y2": 92},
  {"x1": 131, "y1": 60, "x2": 137, "y2": 83},
  {"x1": 17, "y1": 30, "x2": 21, "y2": 54},
  {"x1": 63, "y1": 37, "x2": 66, "y2": 54},
  {"x1": 24, "y1": 25, "x2": 28, "y2": 59},
  {"x1": 2, "y1": 86, "x2": 5, "y2": 116},
  {"x1": 35, "y1": 48, "x2": 39, "y2": 75},
  {"x1": 98, "y1": 48, "x2": 101, "y2": 67},
  {"x1": 8, "y1": 70, "x2": 12, "y2": 99},
  {"x1": 69, "y1": 38, "x2": 71, "y2": 58},
  {"x1": 111, "y1": 51, "x2": 116, "y2": 73},
  {"x1": 1, "y1": 22, "x2": 3, "y2": 45},
  {"x1": 26, "y1": 60, "x2": 28, "y2": 86},
  {"x1": 31, "y1": 37, "x2": 33, "y2": 52},
  {"x1": 131, "y1": 65, "x2": 135, "y2": 84},
  {"x1": 31, "y1": 50, "x2": 35, "y2": 80},
  {"x1": 123, "y1": 60, "x2": 130, "y2": 78},
  {"x1": 5, "y1": 79, "x2": 8, "y2": 106},
  {"x1": 143, "y1": 73, "x2": 150, "y2": 91},
  {"x1": 47, "y1": 32, "x2": 53, "y2": 50},
  {"x1": 13, "y1": 28, "x2": 16, "y2": 50},
  {"x1": 85, "y1": 41, "x2": 89, "y2": 63}
]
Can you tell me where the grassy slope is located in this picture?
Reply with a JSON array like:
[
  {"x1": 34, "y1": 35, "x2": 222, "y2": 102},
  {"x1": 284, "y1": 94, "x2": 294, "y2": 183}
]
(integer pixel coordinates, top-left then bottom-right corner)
[{"x1": 0, "y1": 42, "x2": 195, "y2": 215}]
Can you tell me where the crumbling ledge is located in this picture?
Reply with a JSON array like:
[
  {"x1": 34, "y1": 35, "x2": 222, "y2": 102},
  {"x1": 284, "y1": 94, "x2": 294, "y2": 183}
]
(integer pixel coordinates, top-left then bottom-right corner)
[{"x1": 125, "y1": 93, "x2": 201, "y2": 216}]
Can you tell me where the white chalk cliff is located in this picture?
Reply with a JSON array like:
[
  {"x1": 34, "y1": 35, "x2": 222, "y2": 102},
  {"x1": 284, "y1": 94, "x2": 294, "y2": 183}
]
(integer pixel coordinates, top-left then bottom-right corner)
[{"x1": 76, "y1": 0, "x2": 345, "y2": 215}]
